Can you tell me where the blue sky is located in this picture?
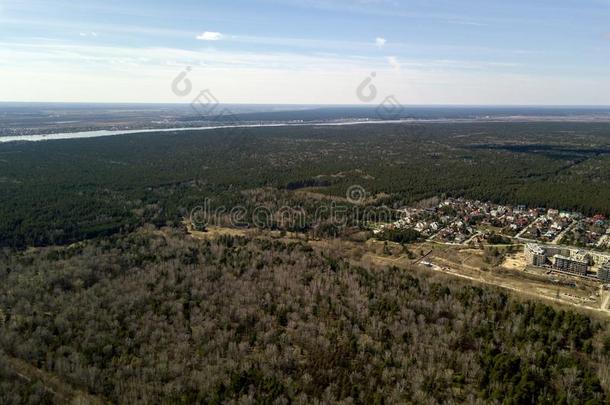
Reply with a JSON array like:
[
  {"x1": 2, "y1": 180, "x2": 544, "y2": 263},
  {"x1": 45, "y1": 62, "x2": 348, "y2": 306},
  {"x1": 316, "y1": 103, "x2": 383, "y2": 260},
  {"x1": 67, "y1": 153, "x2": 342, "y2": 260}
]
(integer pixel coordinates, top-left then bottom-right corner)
[{"x1": 1, "y1": 0, "x2": 610, "y2": 104}]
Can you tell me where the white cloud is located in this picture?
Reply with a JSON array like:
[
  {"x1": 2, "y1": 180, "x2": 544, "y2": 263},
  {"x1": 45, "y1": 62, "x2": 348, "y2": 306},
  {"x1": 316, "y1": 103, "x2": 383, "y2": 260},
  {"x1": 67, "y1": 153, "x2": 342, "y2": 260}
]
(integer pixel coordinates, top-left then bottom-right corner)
[
  {"x1": 79, "y1": 32, "x2": 99, "y2": 37},
  {"x1": 387, "y1": 56, "x2": 400, "y2": 70},
  {"x1": 196, "y1": 31, "x2": 223, "y2": 41},
  {"x1": 375, "y1": 37, "x2": 386, "y2": 48}
]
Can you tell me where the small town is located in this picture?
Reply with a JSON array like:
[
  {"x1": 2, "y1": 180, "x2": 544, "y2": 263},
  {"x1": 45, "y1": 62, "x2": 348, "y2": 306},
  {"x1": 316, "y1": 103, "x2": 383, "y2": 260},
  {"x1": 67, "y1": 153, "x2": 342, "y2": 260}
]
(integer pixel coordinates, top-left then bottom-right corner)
[{"x1": 374, "y1": 197, "x2": 610, "y2": 282}]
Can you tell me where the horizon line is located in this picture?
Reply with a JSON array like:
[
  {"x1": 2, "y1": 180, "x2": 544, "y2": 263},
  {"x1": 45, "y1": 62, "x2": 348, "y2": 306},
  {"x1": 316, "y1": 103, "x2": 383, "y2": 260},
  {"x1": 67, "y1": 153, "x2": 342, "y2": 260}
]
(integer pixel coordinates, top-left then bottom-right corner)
[{"x1": 2, "y1": 101, "x2": 610, "y2": 108}]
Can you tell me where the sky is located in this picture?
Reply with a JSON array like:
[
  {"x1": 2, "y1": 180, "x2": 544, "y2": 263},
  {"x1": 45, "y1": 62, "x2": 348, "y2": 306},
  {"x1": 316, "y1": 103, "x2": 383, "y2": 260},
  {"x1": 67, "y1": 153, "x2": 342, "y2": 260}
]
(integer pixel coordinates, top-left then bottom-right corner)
[{"x1": 1, "y1": 0, "x2": 610, "y2": 105}]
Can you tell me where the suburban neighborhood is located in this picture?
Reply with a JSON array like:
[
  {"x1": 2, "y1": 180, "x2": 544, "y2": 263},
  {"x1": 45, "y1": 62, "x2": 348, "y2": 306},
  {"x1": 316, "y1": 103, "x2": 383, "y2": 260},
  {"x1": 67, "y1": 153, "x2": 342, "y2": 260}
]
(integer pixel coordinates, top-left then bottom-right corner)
[{"x1": 373, "y1": 197, "x2": 610, "y2": 282}]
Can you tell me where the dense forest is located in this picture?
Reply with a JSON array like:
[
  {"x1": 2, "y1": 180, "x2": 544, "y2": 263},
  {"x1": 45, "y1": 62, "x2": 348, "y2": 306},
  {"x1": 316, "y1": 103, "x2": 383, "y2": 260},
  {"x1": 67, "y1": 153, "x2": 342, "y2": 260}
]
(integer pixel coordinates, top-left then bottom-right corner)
[
  {"x1": 2, "y1": 122, "x2": 610, "y2": 403},
  {"x1": 1, "y1": 226, "x2": 609, "y2": 404},
  {"x1": 1, "y1": 121, "x2": 610, "y2": 249}
]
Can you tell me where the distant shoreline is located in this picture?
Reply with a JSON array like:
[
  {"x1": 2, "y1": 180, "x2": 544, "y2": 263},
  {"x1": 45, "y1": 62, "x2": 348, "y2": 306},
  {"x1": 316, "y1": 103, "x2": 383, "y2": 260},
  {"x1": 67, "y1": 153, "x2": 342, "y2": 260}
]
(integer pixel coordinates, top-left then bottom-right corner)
[{"x1": 4, "y1": 116, "x2": 610, "y2": 143}]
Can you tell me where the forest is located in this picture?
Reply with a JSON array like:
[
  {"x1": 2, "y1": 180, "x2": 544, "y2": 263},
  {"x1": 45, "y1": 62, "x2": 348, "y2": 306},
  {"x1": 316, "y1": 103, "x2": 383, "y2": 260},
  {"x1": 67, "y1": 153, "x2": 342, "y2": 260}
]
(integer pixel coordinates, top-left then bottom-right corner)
[
  {"x1": 2, "y1": 122, "x2": 610, "y2": 402},
  {"x1": 1, "y1": 226, "x2": 610, "y2": 404},
  {"x1": 1, "y1": 121, "x2": 610, "y2": 249}
]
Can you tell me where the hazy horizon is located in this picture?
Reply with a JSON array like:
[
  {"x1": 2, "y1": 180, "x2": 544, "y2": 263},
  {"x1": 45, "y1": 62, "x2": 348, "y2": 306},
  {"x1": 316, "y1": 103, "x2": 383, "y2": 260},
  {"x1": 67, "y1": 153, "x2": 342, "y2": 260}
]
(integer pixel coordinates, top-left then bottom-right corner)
[{"x1": 4, "y1": 101, "x2": 610, "y2": 108}]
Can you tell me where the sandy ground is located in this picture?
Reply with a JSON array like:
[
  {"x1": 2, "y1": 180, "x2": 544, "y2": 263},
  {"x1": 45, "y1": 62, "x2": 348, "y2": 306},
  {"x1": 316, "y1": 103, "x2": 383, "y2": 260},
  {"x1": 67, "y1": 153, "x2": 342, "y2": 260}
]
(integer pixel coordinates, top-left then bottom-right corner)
[{"x1": 503, "y1": 251, "x2": 528, "y2": 270}]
